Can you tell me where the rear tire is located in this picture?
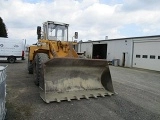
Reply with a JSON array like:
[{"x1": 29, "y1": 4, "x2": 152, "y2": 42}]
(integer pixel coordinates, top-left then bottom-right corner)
[
  {"x1": 8, "y1": 56, "x2": 16, "y2": 63},
  {"x1": 33, "y1": 53, "x2": 49, "y2": 86},
  {"x1": 28, "y1": 59, "x2": 33, "y2": 74}
]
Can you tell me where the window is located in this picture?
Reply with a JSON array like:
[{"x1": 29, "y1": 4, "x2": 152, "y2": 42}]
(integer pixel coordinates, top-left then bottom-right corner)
[
  {"x1": 158, "y1": 56, "x2": 160, "y2": 59},
  {"x1": 150, "y1": 55, "x2": 155, "y2": 59},
  {"x1": 142, "y1": 55, "x2": 148, "y2": 58},
  {"x1": 136, "y1": 55, "x2": 140, "y2": 58}
]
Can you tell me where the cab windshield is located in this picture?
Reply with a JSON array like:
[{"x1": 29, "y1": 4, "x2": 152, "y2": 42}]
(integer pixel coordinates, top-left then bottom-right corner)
[{"x1": 48, "y1": 24, "x2": 68, "y2": 41}]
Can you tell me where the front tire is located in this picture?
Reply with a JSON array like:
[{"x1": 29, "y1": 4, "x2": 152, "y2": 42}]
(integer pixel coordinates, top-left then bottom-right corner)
[{"x1": 33, "y1": 53, "x2": 49, "y2": 86}]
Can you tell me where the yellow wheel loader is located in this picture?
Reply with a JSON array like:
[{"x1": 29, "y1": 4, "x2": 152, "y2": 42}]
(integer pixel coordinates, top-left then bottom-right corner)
[{"x1": 28, "y1": 21, "x2": 115, "y2": 103}]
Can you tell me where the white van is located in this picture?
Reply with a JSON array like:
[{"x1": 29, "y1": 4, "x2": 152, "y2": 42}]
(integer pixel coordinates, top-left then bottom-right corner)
[{"x1": 0, "y1": 37, "x2": 25, "y2": 63}]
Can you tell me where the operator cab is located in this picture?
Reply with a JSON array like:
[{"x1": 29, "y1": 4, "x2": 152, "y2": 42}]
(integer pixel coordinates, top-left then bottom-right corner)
[{"x1": 38, "y1": 21, "x2": 69, "y2": 41}]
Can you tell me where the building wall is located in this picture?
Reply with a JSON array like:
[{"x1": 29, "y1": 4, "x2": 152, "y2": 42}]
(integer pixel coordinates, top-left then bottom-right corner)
[
  {"x1": 78, "y1": 36, "x2": 160, "y2": 68},
  {"x1": 78, "y1": 40, "x2": 133, "y2": 67},
  {"x1": 100, "y1": 40, "x2": 133, "y2": 67},
  {"x1": 78, "y1": 42, "x2": 93, "y2": 58}
]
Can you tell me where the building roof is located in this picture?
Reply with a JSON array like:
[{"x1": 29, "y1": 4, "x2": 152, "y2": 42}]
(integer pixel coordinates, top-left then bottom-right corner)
[
  {"x1": 80, "y1": 35, "x2": 160, "y2": 43},
  {"x1": 43, "y1": 21, "x2": 69, "y2": 26}
]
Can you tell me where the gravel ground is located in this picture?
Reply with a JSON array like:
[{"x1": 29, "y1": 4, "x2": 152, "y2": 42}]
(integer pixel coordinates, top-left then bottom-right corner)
[{"x1": 1, "y1": 59, "x2": 160, "y2": 120}]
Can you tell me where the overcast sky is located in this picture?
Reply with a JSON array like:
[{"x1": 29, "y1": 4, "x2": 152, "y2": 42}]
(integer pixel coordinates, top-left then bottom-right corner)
[{"x1": 1, "y1": 0, "x2": 160, "y2": 44}]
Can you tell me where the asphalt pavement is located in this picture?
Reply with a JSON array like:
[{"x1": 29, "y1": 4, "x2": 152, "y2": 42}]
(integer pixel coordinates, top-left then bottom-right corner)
[{"x1": 1, "y1": 60, "x2": 160, "y2": 120}]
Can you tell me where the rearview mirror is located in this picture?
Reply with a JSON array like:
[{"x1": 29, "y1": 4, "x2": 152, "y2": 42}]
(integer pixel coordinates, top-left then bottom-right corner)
[
  {"x1": 75, "y1": 32, "x2": 78, "y2": 39},
  {"x1": 37, "y1": 26, "x2": 41, "y2": 39}
]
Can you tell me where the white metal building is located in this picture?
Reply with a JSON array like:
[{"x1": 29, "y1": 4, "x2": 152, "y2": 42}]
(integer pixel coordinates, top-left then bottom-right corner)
[{"x1": 77, "y1": 35, "x2": 160, "y2": 71}]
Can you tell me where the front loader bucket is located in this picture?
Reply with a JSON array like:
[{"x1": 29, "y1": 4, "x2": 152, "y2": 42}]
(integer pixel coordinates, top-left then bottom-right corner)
[{"x1": 39, "y1": 58, "x2": 115, "y2": 103}]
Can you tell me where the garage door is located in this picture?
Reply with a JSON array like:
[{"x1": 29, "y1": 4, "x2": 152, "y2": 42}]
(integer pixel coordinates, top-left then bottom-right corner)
[{"x1": 132, "y1": 41, "x2": 160, "y2": 71}]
